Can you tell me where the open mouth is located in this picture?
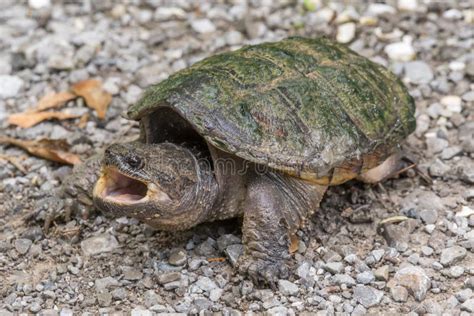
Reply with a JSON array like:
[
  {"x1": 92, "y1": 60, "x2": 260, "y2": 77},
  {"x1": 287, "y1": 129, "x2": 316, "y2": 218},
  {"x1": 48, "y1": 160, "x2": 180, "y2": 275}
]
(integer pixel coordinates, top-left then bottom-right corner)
[{"x1": 95, "y1": 168, "x2": 148, "y2": 204}]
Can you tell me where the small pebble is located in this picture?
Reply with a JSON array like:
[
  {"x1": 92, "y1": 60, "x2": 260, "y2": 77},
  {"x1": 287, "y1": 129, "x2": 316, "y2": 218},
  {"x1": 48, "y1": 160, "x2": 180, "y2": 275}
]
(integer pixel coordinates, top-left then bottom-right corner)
[
  {"x1": 440, "y1": 246, "x2": 467, "y2": 267},
  {"x1": 353, "y1": 286, "x2": 384, "y2": 308},
  {"x1": 404, "y1": 61, "x2": 433, "y2": 84},
  {"x1": 449, "y1": 266, "x2": 465, "y2": 278},
  {"x1": 81, "y1": 234, "x2": 119, "y2": 256},
  {"x1": 278, "y1": 279, "x2": 299, "y2": 296},
  {"x1": 397, "y1": 0, "x2": 418, "y2": 11},
  {"x1": 168, "y1": 249, "x2": 187, "y2": 266},
  {"x1": 357, "y1": 271, "x2": 375, "y2": 284},
  {"x1": 391, "y1": 285, "x2": 409, "y2": 302},
  {"x1": 441, "y1": 95, "x2": 462, "y2": 113},
  {"x1": 456, "y1": 289, "x2": 473, "y2": 303},
  {"x1": 191, "y1": 19, "x2": 216, "y2": 34},
  {"x1": 14, "y1": 238, "x2": 32, "y2": 255},
  {"x1": 384, "y1": 41, "x2": 416, "y2": 62},
  {"x1": 28, "y1": 0, "x2": 51, "y2": 9},
  {"x1": 336, "y1": 23, "x2": 356, "y2": 44},
  {"x1": 0, "y1": 75, "x2": 24, "y2": 99},
  {"x1": 393, "y1": 266, "x2": 431, "y2": 301}
]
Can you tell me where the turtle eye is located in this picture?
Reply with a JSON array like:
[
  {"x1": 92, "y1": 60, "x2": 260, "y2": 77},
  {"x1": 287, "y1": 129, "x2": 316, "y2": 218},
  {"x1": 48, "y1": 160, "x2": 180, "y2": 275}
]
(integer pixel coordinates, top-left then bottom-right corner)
[{"x1": 126, "y1": 155, "x2": 143, "y2": 169}]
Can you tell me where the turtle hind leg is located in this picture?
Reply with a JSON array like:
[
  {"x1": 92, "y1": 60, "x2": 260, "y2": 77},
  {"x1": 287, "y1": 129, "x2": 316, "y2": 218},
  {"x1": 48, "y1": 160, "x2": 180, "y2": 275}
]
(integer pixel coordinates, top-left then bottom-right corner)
[{"x1": 356, "y1": 153, "x2": 406, "y2": 184}]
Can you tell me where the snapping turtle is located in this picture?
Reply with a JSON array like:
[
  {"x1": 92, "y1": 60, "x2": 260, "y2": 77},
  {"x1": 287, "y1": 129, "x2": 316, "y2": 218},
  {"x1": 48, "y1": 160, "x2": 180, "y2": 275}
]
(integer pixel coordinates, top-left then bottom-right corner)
[{"x1": 67, "y1": 37, "x2": 415, "y2": 285}]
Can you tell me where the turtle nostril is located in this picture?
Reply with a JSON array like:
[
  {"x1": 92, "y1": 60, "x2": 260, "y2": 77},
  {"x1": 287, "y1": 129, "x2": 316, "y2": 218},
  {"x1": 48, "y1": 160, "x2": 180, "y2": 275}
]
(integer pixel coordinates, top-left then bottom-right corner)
[{"x1": 126, "y1": 156, "x2": 142, "y2": 169}]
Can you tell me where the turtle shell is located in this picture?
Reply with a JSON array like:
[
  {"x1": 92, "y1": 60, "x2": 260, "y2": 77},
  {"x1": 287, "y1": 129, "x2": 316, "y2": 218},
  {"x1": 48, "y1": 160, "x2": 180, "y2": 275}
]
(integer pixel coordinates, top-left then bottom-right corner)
[{"x1": 127, "y1": 37, "x2": 416, "y2": 180}]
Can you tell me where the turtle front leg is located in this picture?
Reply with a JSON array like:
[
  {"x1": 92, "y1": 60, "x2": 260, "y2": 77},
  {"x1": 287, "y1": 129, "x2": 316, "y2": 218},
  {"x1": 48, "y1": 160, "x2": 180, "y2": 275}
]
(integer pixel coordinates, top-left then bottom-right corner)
[
  {"x1": 44, "y1": 152, "x2": 103, "y2": 231},
  {"x1": 61, "y1": 152, "x2": 103, "y2": 208},
  {"x1": 238, "y1": 172, "x2": 327, "y2": 287}
]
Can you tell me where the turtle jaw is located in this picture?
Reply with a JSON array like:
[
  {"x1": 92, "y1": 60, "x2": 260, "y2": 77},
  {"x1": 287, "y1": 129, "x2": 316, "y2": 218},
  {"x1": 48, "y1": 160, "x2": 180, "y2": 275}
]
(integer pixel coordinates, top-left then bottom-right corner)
[
  {"x1": 93, "y1": 167, "x2": 150, "y2": 205},
  {"x1": 93, "y1": 167, "x2": 172, "y2": 208}
]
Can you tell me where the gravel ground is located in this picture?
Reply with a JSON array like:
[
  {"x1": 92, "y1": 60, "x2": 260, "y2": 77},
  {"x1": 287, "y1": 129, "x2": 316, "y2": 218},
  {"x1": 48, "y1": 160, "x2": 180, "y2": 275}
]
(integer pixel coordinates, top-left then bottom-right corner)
[{"x1": 1, "y1": 0, "x2": 473, "y2": 315}]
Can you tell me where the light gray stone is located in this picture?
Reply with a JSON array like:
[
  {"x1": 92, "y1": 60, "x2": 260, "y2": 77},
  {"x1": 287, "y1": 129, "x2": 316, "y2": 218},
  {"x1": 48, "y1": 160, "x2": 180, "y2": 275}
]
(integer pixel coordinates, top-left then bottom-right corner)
[
  {"x1": 462, "y1": 91, "x2": 474, "y2": 102},
  {"x1": 225, "y1": 244, "x2": 243, "y2": 266},
  {"x1": 441, "y1": 95, "x2": 463, "y2": 114},
  {"x1": 225, "y1": 31, "x2": 244, "y2": 46},
  {"x1": 154, "y1": 7, "x2": 186, "y2": 21},
  {"x1": 374, "y1": 265, "x2": 389, "y2": 281},
  {"x1": 59, "y1": 308, "x2": 73, "y2": 316},
  {"x1": 336, "y1": 22, "x2": 356, "y2": 44},
  {"x1": 461, "y1": 299, "x2": 474, "y2": 312},
  {"x1": 123, "y1": 268, "x2": 143, "y2": 281},
  {"x1": 28, "y1": 0, "x2": 51, "y2": 9},
  {"x1": 97, "y1": 291, "x2": 112, "y2": 307},
  {"x1": 278, "y1": 279, "x2": 299, "y2": 296},
  {"x1": 209, "y1": 288, "x2": 223, "y2": 302},
  {"x1": 0, "y1": 75, "x2": 24, "y2": 99},
  {"x1": 390, "y1": 285, "x2": 408, "y2": 302},
  {"x1": 81, "y1": 234, "x2": 119, "y2": 256},
  {"x1": 353, "y1": 286, "x2": 384, "y2": 308},
  {"x1": 217, "y1": 234, "x2": 241, "y2": 251},
  {"x1": 357, "y1": 271, "x2": 375, "y2": 284},
  {"x1": 323, "y1": 262, "x2": 344, "y2": 274},
  {"x1": 367, "y1": 3, "x2": 396, "y2": 15},
  {"x1": 456, "y1": 289, "x2": 473, "y2": 303},
  {"x1": 195, "y1": 276, "x2": 218, "y2": 292},
  {"x1": 393, "y1": 266, "x2": 431, "y2": 301},
  {"x1": 130, "y1": 308, "x2": 153, "y2": 316},
  {"x1": 450, "y1": 266, "x2": 465, "y2": 278},
  {"x1": 384, "y1": 41, "x2": 415, "y2": 62},
  {"x1": 404, "y1": 61, "x2": 433, "y2": 84},
  {"x1": 441, "y1": 146, "x2": 463, "y2": 160},
  {"x1": 426, "y1": 137, "x2": 449, "y2": 154},
  {"x1": 144, "y1": 290, "x2": 160, "y2": 308},
  {"x1": 398, "y1": 0, "x2": 418, "y2": 11},
  {"x1": 168, "y1": 248, "x2": 187, "y2": 266},
  {"x1": 0, "y1": 56, "x2": 11, "y2": 74},
  {"x1": 191, "y1": 19, "x2": 216, "y2": 34},
  {"x1": 195, "y1": 238, "x2": 217, "y2": 256},
  {"x1": 421, "y1": 246, "x2": 434, "y2": 256},
  {"x1": 440, "y1": 246, "x2": 467, "y2": 266},
  {"x1": 95, "y1": 276, "x2": 119, "y2": 292},
  {"x1": 157, "y1": 272, "x2": 181, "y2": 285},
  {"x1": 266, "y1": 306, "x2": 289, "y2": 316},
  {"x1": 331, "y1": 274, "x2": 356, "y2": 287},
  {"x1": 419, "y1": 209, "x2": 439, "y2": 224},
  {"x1": 14, "y1": 238, "x2": 32, "y2": 255}
]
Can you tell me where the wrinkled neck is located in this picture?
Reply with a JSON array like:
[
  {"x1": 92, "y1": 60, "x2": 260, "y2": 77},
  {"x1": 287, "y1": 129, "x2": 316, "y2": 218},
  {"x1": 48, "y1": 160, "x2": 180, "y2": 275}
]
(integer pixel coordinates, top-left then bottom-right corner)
[
  {"x1": 181, "y1": 156, "x2": 218, "y2": 224},
  {"x1": 151, "y1": 155, "x2": 218, "y2": 231}
]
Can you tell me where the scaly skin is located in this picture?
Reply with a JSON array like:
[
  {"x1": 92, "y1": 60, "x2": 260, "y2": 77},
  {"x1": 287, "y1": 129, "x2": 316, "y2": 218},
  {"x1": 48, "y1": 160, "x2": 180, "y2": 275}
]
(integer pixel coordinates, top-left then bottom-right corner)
[
  {"x1": 238, "y1": 172, "x2": 327, "y2": 286},
  {"x1": 68, "y1": 140, "x2": 328, "y2": 287},
  {"x1": 43, "y1": 153, "x2": 102, "y2": 232}
]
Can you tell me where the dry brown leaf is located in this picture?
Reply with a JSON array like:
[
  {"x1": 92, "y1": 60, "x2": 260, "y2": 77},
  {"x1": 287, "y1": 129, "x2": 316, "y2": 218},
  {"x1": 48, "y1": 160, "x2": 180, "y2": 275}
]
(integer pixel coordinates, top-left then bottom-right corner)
[
  {"x1": 0, "y1": 154, "x2": 27, "y2": 173},
  {"x1": 72, "y1": 79, "x2": 112, "y2": 120},
  {"x1": 77, "y1": 113, "x2": 90, "y2": 128},
  {"x1": 289, "y1": 234, "x2": 299, "y2": 254},
  {"x1": 36, "y1": 91, "x2": 77, "y2": 111},
  {"x1": 0, "y1": 136, "x2": 81, "y2": 165},
  {"x1": 8, "y1": 111, "x2": 80, "y2": 128}
]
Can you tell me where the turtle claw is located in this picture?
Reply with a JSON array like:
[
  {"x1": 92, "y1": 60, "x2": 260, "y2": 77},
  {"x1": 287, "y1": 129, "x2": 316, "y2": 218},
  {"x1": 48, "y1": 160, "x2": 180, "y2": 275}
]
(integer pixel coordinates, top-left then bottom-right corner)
[{"x1": 238, "y1": 254, "x2": 290, "y2": 288}]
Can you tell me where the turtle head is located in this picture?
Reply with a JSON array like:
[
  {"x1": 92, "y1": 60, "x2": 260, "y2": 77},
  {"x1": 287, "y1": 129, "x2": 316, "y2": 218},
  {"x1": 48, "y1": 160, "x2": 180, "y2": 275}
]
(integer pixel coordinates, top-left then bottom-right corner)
[{"x1": 93, "y1": 141, "x2": 217, "y2": 230}]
